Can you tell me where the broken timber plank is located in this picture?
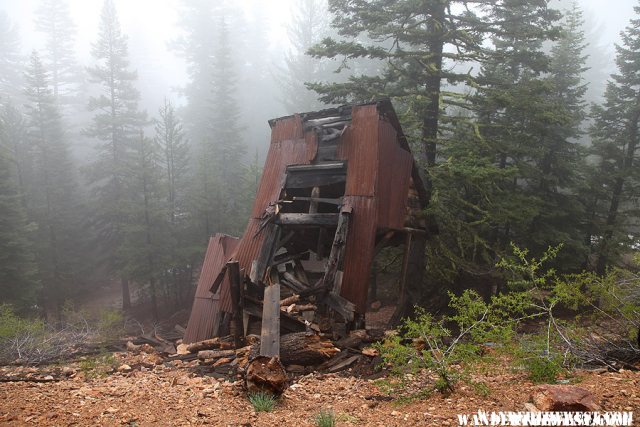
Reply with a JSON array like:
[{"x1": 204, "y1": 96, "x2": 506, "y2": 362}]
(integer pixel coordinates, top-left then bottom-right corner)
[
  {"x1": 322, "y1": 207, "x2": 352, "y2": 294},
  {"x1": 227, "y1": 260, "x2": 245, "y2": 348},
  {"x1": 253, "y1": 224, "x2": 280, "y2": 284},
  {"x1": 323, "y1": 291, "x2": 355, "y2": 322},
  {"x1": 270, "y1": 250, "x2": 309, "y2": 267},
  {"x1": 293, "y1": 196, "x2": 342, "y2": 206},
  {"x1": 260, "y1": 269, "x2": 281, "y2": 357},
  {"x1": 243, "y1": 295, "x2": 306, "y2": 332},
  {"x1": 275, "y1": 213, "x2": 339, "y2": 227},
  {"x1": 282, "y1": 272, "x2": 309, "y2": 290}
]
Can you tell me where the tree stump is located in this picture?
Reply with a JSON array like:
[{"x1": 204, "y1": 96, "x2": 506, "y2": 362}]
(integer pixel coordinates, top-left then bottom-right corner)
[{"x1": 245, "y1": 356, "x2": 288, "y2": 395}]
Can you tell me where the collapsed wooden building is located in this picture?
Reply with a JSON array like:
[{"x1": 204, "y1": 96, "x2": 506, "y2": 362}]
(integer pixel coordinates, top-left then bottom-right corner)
[{"x1": 184, "y1": 100, "x2": 428, "y2": 359}]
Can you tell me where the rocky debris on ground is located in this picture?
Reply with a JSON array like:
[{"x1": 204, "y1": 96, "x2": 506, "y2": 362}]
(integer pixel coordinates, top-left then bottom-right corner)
[
  {"x1": 532, "y1": 384, "x2": 600, "y2": 411},
  {"x1": 1, "y1": 353, "x2": 638, "y2": 426}
]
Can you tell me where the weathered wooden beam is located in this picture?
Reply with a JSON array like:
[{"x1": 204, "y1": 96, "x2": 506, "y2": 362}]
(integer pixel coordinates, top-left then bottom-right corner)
[
  {"x1": 322, "y1": 207, "x2": 352, "y2": 294},
  {"x1": 227, "y1": 261, "x2": 245, "y2": 348},
  {"x1": 309, "y1": 186, "x2": 320, "y2": 214},
  {"x1": 293, "y1": 196, "x2": 342, "y2": 206},
  {"x1": 253, "y1": 224, "x2": 281, "y2": 284},
  {"x1": 323, "y1": 291, "x2": 355, "y2": 322},
  {"x1": 282, "y1": 271, "x2": 309, "y2": 290},
  {"x1": 244, "y1": 295, "x2": 306, "y2": 333},
  {"x1": 209, "y1": 266, "x2": 227, "y2": 294},
  {"x1": 260, "y1": 270, "x2": 281, "y2": 357},
  {"x1": 270, "y1": 250, "x2": 309, "y2": 267},
  {"x1": 275, "y1": 213, "x2": 340, "y2": 227}
]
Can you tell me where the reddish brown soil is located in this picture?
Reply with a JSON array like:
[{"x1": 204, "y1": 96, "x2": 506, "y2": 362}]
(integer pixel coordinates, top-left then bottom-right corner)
[{"x1": 1, "y1": 351, "x2": 638, "y2": 426}]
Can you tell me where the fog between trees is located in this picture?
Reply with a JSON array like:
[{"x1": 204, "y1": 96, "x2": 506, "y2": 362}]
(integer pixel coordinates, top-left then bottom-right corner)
[{"x1": 1, "y1": 0, "x2": 639, "y2": 320}]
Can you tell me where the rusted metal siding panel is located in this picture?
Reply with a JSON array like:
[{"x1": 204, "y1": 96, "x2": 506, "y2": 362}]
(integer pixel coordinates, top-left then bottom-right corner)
[
  {"x1": 194, "y1": 235, "x2": 230, "y2": 299},
  {"x1": 270, "y1": 114, "x2": 304, "y2": 143},
  {"x1": 184, "y1": 296, "x2": 221, "y2": 343},
  {"x1": 185, "y1": 234, "x2": 239, "y2": 342},
  {"x1": 338, "y1": 104, "x2": 379, "y2": 197},
  {"x1": 340, "y1": 195, "x2": 377, "y2": 314},
  {"x1": 250, "y1": 139, "x2": 310, "y2": 218},
  {"x1": 377, "y1": 120, "x2": 414, "y2": 230}
]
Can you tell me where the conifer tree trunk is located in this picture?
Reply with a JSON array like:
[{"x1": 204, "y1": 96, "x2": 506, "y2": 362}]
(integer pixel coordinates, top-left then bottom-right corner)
[{"x1": 596, "y1": 113, "x2": 639, "y2": 275}]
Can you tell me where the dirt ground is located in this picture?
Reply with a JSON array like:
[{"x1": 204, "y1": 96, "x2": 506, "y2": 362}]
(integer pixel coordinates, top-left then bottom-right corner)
[{"x1": 0, "y1": 350, "x2": 638, "y2": 427}]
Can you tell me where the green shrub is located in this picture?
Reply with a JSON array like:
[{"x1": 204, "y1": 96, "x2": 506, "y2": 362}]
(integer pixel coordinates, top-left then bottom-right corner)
[
  {"x1": 523, "y1": 356, "x2": 562, "y2": 383},
  {"x1": 314, "y1": 409, "x2": 336, "y2": 427},
  {"x1": 0, "y1": 304, "x2": 45, "y2": 340},
  {"x1": 375, "y1": 290, "x2": 506, "y2": 396},
  {"x1": 78, "y1": 353, "x2": 118, "y2": 379},
  {"x1": 98, "y1": 309, "x2": 124, "y2": 341},
  {"x1": 248, "y1": 391, "x2": 277, "y2": 412}
]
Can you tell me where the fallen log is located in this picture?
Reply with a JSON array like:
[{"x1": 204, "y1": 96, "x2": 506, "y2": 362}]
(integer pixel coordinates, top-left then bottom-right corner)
[
  {"x1": 197, "y1": 349, "x2": 236, "y2": 360},
  {"x1": 186, "y1": 338, "x2": 220, "y2": 353},
  {"x1": 245, "y1": 356, "x2": 288, "y2": 395},
  {"x1": 278, "y1": 332, "x2": 339, "y2": 365}
]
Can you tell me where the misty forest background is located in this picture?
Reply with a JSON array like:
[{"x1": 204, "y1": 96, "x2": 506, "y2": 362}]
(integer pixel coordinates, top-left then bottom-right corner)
[{"x1": 1, "y1": 0, "x2": 640, "y2": 323}]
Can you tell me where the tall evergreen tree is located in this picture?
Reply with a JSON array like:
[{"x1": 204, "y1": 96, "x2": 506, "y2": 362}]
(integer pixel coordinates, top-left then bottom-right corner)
[
  {"x1": 277, "y1": 0, "x2": 332, "y2": 112},
  {"x1": 154, "y1": 99, "x2": 192, "y2": 306},
  {"x1": 589, "y1": 2, "x2": 640, "y2": 274},
  {"x1": 33, "y1": 0, "x2": 81, "y2": 106},
  {"x1": 0, "y1": 110, "x2": 39, "y2": 311},
  {"x1": 527, "y1": 3, "x2": 589, "y2": 266},
  {"x1": 85, "y1": 0, "x2": 146, "y2": 309},
  {"x1": 0, "y1": 11, "x2": 24, "y2": 101},
  {"x1": 0, "y1": 103, "x2": 30, "y2": 210},
  {"x1": 23, "y1": 51, "x2": 81, "y2": 315},
  {"x1": 121, "y1": 132, "x2": 168, "y2": 320}
]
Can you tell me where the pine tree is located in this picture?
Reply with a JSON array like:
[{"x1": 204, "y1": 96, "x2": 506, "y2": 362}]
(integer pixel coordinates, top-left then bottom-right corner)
[
  {"x1": 527, "y1": 3, "x2": 589, "y2": 267},
  {"x1": 0, "y1": 11, "x2": 24, "y2": 100},
  {"x1": 121, "y1": 132, "x2": 168, "y2": 320},
  {"x1": 589, "y1": 2, "x2": 640, "y2": 274},
  {"x1": 468, "y1": 0, "x2": 561, "y2": 249},
  {"x1": 154, "y1": 99, "x2": 191, "y2": 306},
  {"x1": 23, "y1": 51, "x2": 82, "y2": 314},
  {"x1": 0, "y1": 103, "x2": 30, "y2": 210},
  {"x1": 278, "y1": 0, "x2": 333, "y2": 112},
  {"x1": 309, "y1": 0, "x2": 559, "y2": 203},
  {"x1": 33, "y1": 0, "x2": 81, "y2": 106},
  {"x1": 0, "y1": 112, "x2": 39, "y2": 311},
  {"x1": 85, "y1": 0, "x2": 146, "y2": 309}
]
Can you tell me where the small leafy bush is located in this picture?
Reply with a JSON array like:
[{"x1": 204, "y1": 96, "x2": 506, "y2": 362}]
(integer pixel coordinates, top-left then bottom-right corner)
[
  {"x1": 314, "y1": 409, "x2": 336, "y2": 427},
  {"x1": 375, "y1": 290, "x2": 505, "y2": 396},
  {"x1": 248, "y1": 391, "x2": 277, "y2": 412},
  {"x1": 522, "y1": 356, "x2": 562, "y2": 383},
  {"x1": 78, "y1": 353, "x2": 118, "y2": 379},
  {"x1": 98, "y1": 308, "x2": 124, "y2": 342}
]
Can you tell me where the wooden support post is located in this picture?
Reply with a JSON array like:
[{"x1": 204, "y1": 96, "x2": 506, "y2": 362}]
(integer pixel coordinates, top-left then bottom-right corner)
[
  {"x1": 227, "y1": 261, "x2": 244, "y2": 348},
  {"x1": 260, "y1": 269, "x2": 281, "y2": 357},
  {"x1": 323, "y1": 207, "x2": 352, "y2": 294},
  {"x1": 309, "y1": 186, "x2": 320, "y2": 214}
]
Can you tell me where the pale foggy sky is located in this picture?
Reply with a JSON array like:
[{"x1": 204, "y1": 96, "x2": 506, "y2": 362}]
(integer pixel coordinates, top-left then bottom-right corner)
[
  {"x1": 0, "y1": 0, "x2": 637, "y2": 111},
  {"x1": 0, "y1": 0, "x2": 294, "y2": 111}
]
